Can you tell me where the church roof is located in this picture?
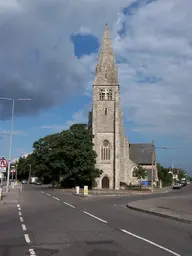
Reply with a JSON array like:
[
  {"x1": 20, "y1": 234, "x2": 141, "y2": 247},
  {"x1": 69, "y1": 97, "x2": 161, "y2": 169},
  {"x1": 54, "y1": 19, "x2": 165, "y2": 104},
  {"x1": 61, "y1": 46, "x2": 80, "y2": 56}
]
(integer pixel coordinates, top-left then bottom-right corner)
[{"x1": 129, "y1": 143, "x2": 153, "y2": 165}]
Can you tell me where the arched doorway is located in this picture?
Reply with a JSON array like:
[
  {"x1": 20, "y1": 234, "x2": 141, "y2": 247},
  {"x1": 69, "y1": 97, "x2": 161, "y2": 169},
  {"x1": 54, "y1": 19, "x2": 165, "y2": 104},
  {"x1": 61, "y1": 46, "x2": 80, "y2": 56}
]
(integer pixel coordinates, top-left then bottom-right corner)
[{"x1": 102, "y1": 176, "x2": 110, "y2": 189}]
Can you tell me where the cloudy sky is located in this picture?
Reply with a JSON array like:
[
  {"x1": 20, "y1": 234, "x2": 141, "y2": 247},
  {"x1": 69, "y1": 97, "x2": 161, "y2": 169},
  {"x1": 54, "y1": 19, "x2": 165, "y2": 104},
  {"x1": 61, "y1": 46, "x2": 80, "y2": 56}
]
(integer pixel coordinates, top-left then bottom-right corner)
[{"x1": 0, "y1": 0, "x2": 191, "y2": 173}]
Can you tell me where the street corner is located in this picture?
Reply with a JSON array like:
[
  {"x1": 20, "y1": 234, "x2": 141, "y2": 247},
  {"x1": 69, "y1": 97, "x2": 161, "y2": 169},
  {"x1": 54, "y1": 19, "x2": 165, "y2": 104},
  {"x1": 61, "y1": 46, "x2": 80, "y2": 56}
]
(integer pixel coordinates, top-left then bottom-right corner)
[{"x1": 126, "y1": 199, "x2": 192, "y2": 224}]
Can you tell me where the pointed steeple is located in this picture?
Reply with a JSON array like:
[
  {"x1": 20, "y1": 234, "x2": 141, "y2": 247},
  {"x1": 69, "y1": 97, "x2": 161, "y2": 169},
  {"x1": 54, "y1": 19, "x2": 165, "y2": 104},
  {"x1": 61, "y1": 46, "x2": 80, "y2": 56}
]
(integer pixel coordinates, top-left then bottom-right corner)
[{"x1": 94, "y1": 24, "x2": 118, "y2": 86}]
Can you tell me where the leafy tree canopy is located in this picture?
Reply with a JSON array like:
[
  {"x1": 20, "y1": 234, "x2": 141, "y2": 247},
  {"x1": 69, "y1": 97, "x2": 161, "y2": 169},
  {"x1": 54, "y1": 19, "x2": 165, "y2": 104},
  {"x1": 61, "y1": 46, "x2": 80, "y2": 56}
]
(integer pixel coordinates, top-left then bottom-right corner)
[{"x1": 19, "y1": 123, "x2": 102, "y2": 188}]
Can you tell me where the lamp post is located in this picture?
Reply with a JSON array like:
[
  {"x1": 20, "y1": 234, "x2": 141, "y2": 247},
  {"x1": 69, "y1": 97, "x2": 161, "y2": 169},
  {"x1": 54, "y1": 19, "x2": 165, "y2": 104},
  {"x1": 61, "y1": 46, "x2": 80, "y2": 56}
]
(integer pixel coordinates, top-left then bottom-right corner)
[{"x1": 0, "y1": 97, "x2": 32, "y2": 192}]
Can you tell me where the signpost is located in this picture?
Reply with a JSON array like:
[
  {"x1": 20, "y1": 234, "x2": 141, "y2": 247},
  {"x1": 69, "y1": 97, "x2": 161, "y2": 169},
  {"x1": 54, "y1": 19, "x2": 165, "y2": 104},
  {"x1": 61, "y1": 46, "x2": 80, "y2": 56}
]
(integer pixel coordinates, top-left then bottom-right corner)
[{"x1": 0, "y1": 157, "x2": 7, "y2": 186}]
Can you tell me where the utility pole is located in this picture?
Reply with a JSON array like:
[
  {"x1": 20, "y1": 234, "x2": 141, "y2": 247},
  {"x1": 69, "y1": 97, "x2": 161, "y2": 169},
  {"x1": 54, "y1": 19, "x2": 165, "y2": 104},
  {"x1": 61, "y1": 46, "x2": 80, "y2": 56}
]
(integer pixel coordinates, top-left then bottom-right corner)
[
  {"x1": 6, "y1": 99, "x2": 15, "y2": 192},
  {"x1": 0, "y1": 97, "x2": 31, "y2": 193},
  {"x1": 151, "y1": 140, "x2": 155, "y2": 192}
]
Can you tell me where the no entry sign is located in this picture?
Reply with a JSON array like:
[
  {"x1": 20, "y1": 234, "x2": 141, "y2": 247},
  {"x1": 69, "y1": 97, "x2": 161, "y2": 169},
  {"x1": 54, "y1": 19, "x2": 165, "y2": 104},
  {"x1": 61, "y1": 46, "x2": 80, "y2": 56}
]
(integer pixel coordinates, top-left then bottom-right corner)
[{"x1": 0, "y1": 158, "x2": 8, "y2": 168}]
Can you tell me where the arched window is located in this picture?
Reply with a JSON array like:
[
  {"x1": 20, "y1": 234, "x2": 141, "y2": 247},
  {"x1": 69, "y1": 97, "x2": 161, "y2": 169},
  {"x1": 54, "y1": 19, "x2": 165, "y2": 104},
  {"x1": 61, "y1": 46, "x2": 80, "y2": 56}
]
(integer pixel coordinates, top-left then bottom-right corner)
[
  {"x1": 101, "y1": 140, "x2": 110, "y2": 161},
  {"x1": 99, "y1": 89, "x2": 105, "y2": 100},
  {"x1": 132, "y1": 167, "x2": 138, "y2": 177},
  {"x1": 104, "y1": 108, "x2": 108, "y2": 116},
  {"x1": 99, "y1": 88, "x2": 113, "y2": 101},
  {"x1": 108, "y1": 89, "x2": 112, "y2": 100}
]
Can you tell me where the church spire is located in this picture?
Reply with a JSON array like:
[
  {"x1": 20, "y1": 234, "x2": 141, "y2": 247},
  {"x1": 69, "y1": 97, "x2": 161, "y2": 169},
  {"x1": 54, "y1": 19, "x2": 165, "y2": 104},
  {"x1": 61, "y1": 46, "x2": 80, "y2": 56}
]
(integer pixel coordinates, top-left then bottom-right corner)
[{"x1": 94, "y1": 24, "x2": 118, "y2": 85}]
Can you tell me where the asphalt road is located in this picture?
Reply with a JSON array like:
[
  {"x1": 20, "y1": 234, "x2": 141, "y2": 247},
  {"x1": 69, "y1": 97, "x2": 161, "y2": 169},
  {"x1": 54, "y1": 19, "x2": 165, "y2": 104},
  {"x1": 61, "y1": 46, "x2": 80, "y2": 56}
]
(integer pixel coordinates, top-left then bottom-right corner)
[{"x1": 2, "y1": 185, "x2": 192, "y2": 256}]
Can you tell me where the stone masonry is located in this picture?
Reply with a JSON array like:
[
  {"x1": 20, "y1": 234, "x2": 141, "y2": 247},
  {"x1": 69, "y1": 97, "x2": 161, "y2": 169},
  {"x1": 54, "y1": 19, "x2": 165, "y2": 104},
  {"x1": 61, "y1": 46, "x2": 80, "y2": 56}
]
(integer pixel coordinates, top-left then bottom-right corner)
[{"x1": 88, "y1": 24, "x2": 158, "y2": 189}]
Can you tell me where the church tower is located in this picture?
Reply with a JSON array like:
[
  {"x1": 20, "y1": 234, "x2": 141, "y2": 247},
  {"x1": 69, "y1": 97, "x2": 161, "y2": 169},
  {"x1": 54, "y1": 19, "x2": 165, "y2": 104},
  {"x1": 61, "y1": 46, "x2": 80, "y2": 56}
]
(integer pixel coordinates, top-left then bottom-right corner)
[{"x1": 91, "y1": 24, "x2": 124, "y2": 190}]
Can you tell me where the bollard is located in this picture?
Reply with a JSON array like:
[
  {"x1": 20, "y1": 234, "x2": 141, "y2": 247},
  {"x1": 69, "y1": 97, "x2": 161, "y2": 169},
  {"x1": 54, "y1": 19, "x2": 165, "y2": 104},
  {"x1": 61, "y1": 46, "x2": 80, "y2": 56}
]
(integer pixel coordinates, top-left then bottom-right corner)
[
  {"x1": 0, "y1": 187, "x2": 2, "y2": 200},
  {"x1": 83, "y1": 185, "x2": 88, "y2": 196},
  {"x1": 76, "y1": 186, "x2": 80, "y2": 194},
  {"x1": 11, "y1": 182, "x2": 15, "y2": 189}
]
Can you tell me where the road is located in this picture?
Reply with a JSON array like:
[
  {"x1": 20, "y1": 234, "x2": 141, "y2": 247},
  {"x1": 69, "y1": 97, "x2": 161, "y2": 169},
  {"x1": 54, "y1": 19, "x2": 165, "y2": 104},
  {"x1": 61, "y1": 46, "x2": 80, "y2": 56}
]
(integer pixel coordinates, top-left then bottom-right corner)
[{"x1": 1, "y1": 185, "x2": 192, "y2": 256}]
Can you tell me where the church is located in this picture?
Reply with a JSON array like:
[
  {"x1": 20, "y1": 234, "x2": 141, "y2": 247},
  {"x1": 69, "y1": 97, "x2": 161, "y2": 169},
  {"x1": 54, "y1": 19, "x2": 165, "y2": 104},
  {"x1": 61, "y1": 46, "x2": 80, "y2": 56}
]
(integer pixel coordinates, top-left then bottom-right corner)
[{"x1": 88, "y1": 24, "x2": 158, "y2": 189}]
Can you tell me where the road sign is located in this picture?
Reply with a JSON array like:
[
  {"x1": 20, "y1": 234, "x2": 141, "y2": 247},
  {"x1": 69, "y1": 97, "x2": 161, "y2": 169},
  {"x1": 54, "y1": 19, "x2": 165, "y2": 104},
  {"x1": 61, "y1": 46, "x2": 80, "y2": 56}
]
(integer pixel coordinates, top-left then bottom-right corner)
[
  {"x1": 0, "y1": 167, "x2": 6, "y2": 173},
  {"x1": 0, "y1": 157, "x2": 8, "y2": 168}
]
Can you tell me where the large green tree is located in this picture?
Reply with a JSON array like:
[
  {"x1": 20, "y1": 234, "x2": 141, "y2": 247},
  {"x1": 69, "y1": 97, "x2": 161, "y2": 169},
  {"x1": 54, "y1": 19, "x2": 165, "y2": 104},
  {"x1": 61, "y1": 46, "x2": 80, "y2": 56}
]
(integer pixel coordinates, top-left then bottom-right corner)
[
  {"x1": 157, "y1": 164, "x2": 172, "y2": 186},
  {"x1": 32, "y1": 123, "x2": 102, "y2": 188}
]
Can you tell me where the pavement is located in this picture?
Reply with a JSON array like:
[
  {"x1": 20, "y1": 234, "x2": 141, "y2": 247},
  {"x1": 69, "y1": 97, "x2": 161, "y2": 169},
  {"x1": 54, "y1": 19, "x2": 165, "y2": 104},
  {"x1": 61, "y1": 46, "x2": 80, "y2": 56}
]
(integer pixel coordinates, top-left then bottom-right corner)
[
  {"x1": 127, "y1": 184, "x2": 192, "y2": 224},
  {"x1": 1, "y1": 184, "x2": 192, "y2": 256}
]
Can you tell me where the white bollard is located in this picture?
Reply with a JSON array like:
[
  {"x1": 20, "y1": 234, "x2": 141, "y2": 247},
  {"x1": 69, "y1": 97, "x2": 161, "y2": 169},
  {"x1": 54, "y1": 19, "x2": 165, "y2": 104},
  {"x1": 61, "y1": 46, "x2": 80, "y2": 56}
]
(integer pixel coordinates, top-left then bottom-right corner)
[
  {"x1": 83, "y1": 185, "x2": 88, "y2": 196},
  {"x1": 76, "y1": 186, "x2": 80, "y2": 194}
]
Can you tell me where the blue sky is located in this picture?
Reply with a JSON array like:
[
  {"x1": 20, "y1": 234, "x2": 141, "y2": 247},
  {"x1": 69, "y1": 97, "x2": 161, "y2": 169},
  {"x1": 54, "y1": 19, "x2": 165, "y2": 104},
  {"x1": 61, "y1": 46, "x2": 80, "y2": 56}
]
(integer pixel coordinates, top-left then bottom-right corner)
[{"x1": 0, "y1": 0, "x2": 192, "y2": 174}]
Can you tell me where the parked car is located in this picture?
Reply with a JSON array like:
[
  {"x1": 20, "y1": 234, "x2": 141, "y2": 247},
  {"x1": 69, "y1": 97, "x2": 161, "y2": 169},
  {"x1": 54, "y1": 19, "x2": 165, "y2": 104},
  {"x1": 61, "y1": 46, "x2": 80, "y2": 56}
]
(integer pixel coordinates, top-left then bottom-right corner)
[
  {"x1": 35, "y1": 180, "x2": 42, "y2": 185},
  {"x1": 21, "y1": 180, "x2": 27, "y2": 184},
  {"x1": 172, "y1": 183, "x2": 183, "y2": 189}
]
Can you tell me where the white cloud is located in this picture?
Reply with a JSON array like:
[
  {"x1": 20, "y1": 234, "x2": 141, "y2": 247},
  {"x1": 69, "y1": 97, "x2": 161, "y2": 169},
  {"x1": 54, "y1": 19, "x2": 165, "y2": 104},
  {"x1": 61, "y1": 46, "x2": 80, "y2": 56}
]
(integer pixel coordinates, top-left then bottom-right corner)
[
  {"x1": 41, "y1": 107, "x2": 90, "y2": 133},
  {"x1": 0, "y1": 0, "x2": 134, "y2": 119},
  {"x1": 110, "y1": 0, "x2": 192, "y2": 138},
  {"x1": 76, "y1": 26, "x2": 92, "y2": 36},
  {"x1": 0, "y1": 129, "x2": 27, "y2": 137}
]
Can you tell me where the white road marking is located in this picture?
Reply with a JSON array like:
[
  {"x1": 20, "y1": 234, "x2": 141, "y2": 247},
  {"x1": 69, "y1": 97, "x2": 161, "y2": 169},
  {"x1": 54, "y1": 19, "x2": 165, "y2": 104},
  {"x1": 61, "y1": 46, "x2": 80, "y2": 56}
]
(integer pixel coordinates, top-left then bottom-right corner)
[
  {"x1": 20, "y1": 217, "x2": 24, "y2": 222},
  {"x1": 53, "y1": 196, "x2": 60, "y2": 201},
  {"x1": 17, "y1": 204, "x2": 20, "y2": 208},
  {"x1": 24, "y1": 234, "x2": 31, "y2": 243},
  {"x1": 83, "y1": 211, "x2": 107, "y2": 224},
  {"x1": 22, "y1": 224, "x2": 27, "y2": 231},
  {"x1": 41, "y1": 191, "x2": 44, "y2": 194},
  {"x1": 29, "y1": 248, "x2": 36, "y2": 256},
  {"x1": 46, "y1": 193, "x2": 51, "y2": 196},
  {"x1": 18, "y1": 211, "x2": 22, "y2": 216},
  {"x1": 18, "y1": 207, "x2": 21, "y2": 211},
  {"x1": 63, "y1": 202, "x2": 75, "y2": 208},
  {"x1": 121, "y1": 229, "x2": 181, "y2": 256}
]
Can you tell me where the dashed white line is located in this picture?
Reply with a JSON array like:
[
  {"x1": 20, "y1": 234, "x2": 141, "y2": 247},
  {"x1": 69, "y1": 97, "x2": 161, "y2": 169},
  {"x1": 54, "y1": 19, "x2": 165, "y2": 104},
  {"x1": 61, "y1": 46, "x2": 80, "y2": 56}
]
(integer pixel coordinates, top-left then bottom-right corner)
[
  {"x1": 29, "y1": 248, "x2": 36, "y2": 256},
  {"x1": 46, "y1": 193, "x2": 51, "y2": 196},
  {"x1": 22, "y1": 224, "x2": 27, "y2": 231},
  {"x1": 17, "y1": 204, "x2": 20, "y2": 208},
  {"x1": 18, "y1": 211, "x2": 22, "y2": 216},
  {"x1": 41, "y1": 191, "x2": 44, "y2": 194},
  {"x1": 20, "y1": 217, "x2": 24, "y2": 222},
  {"x1": 63, "y1": 202, "x2": 75, "y2": 208},
  {"x1": 24, "y1": 234, "x2": 31, "y2": 243},
  {"x1": 120, "y1": 229, "x2": 181, "y2": 256},
  {"x1": 53, "y1": 196, "x2": 60, "y2": 201},
  {"x1": 83, "y1": 211, "x2": 107, "y2": 224}
]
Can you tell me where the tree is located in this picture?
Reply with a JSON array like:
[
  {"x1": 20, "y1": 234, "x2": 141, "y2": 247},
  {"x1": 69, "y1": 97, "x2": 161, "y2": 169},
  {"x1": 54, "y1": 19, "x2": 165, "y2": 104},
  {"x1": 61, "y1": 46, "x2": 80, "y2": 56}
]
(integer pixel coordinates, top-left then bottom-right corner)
[
  {"x1": 157, "y1": 164, "x2": 172, "y2": 186},
  {"x1": 32, "y1": 123, "x2": 102, "y2": 188},
  {"x1": 178, "y1": 169, "x2": 186, "y2": 181},
  {"x1": 16, "y1": 154, "x2": 36, "y2": 180},
  {"x1": 134, "y1": 165, "x2": 147, "y2": 189}
]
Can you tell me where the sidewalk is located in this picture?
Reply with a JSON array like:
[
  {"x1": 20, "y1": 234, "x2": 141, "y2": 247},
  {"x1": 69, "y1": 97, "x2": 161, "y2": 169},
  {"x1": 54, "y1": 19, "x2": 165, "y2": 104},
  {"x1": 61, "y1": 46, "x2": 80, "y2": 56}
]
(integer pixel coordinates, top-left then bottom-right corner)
[
  {"x1": 72, "y1": 186, "x2": 171, "y2": 197},
  {"x1": 127, "y1": 195, "x2": 192, "y2": 224},
  {"x1": 0, "y1": 184, "x2": 21, "y2": 204}
]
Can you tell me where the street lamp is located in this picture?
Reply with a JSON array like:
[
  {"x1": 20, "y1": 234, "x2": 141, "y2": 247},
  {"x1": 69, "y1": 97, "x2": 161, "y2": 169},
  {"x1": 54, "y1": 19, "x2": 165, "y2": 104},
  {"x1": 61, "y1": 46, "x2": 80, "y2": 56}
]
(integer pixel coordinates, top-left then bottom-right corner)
[{"x1": 0, "y1": 97, "x2": 32, "y2": 192}]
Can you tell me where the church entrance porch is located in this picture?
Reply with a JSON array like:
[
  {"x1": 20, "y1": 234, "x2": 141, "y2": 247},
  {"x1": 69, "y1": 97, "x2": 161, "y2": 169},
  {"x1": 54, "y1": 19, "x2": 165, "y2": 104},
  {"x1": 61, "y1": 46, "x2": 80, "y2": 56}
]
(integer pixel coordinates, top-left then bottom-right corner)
[{"x1": 101, "y1": 176, "x2": 110, "y2": 189}]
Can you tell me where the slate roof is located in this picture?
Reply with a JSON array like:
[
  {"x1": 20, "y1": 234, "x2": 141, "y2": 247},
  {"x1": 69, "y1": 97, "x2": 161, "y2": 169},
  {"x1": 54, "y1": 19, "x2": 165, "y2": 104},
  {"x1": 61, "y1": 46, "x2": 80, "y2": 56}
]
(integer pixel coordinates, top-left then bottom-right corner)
[{"x1": 129, "y1": 143, "x2": 153, "y2": 165}]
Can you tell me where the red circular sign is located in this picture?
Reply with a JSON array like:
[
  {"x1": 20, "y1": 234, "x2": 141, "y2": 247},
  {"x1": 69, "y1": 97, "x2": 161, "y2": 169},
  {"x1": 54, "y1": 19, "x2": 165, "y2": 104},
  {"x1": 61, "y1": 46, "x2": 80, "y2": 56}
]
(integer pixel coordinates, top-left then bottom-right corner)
[{"x1": 0, "y1": 158, "x2": 8, "y2": 167}]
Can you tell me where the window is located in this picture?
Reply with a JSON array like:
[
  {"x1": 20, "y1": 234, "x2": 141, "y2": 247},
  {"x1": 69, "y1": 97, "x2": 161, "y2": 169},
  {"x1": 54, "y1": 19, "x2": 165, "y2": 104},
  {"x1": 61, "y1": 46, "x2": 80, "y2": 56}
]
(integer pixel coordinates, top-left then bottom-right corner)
[
  {"x1": 109, "y1": 89, "x2": 112, "y2": 100},
  {"x1": 132, "y1": 167, "x2": 138, "y2": 177},
  {"x1": 99, "y1": 88, "x2": 113, "y2": 101},
  {"x1": 104, "y1": 108, "x2": 108, "y2": 116},
  {"x1": 101, "y1": 140, "x2": 110, "y2": 161},
  {"x1": 105, "y1": 70, "x2": 107, "y2": 79},
  {"x1": 99, "y1": 89, "x2": 105, "y2": 100}
]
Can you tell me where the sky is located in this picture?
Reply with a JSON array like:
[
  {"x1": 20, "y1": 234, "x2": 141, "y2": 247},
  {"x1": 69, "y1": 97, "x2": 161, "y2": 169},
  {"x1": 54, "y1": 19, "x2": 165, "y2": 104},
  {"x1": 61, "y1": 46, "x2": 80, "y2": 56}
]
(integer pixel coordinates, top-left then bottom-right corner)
[{"x1": 0, "y1": 0, "x2": 191, "y2": 174}]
